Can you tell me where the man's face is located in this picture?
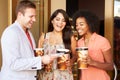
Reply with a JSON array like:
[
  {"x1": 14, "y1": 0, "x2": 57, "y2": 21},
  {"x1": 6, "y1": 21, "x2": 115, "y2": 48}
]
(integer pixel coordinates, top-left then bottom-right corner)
[{"x1": 20, "y1": 8, "x2": 36, "y2": 30}]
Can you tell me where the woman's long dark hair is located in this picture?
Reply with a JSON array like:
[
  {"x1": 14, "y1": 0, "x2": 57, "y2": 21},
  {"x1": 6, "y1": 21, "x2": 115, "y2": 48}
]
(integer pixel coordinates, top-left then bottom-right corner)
[{"x1": 48, "y1": 9, "x2": 72, "y2": 51}]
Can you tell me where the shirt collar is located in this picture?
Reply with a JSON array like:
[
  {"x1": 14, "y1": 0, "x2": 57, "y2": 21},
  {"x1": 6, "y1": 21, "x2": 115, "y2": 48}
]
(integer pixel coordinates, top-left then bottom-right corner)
[{"x1": 80, "y1": 32, "x2": 97, "y2": 41}]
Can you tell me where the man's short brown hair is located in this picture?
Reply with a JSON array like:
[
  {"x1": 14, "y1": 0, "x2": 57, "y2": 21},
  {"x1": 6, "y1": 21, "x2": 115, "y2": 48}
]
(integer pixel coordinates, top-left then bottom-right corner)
[{"x1": 16, "y1": 0, "x2": 36, "y2": 15}]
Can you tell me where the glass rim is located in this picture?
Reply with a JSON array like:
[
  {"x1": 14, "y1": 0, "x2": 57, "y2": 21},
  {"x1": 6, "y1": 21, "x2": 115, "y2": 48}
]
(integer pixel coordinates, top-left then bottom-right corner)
[
  {"x1": 76, "y1": 47, "x2": 88, "y2": 50},
  {"x1": 56, "y1": 49, "x2": 69, "y2": 52},
  {"x1": 34, "y1": 48, "x2": 44, "y2": 51}
]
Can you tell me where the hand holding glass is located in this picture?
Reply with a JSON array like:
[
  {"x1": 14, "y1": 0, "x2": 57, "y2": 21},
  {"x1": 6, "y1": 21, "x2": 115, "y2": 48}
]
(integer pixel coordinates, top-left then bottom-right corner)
[
  {"x1": 76, "y1": 47, "x2": 88, "y2": 69},
  {"x1": 56, "y1": 49, "x2": 70, "y2": 70},
  {"x1": 34, "y1": 48, "x2": 44, "y2": 56}
]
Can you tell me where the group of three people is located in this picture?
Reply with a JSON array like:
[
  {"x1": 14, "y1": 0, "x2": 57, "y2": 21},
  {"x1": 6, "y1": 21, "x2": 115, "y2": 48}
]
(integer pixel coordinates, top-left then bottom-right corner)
[{"x1": 0, "y1": 0, "x2": 113, "y2": 80}]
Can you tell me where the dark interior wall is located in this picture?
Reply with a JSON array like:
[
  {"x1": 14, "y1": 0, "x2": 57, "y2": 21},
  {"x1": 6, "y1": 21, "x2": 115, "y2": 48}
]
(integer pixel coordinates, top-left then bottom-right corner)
[
  {"x1": 66, "y1": 0, "x2": 105, "y2": 36},
  {"x1": 66, "y1": 0, "x2": 78, "y2": 18},
  {"x1": 78, "y1": 0, "x2": 105, "y2": 36},
  {"x1": 66, "y1": 0, "x2": 104, "y2": 20},
  {"x1": 78, "y1": 0, "x2": 105, "y2": 20}
]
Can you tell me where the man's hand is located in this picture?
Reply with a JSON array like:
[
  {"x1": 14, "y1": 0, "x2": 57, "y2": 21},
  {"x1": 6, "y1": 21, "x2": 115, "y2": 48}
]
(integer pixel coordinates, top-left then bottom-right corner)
[{"x1": 41, "y1": 54, "x2": 58, "y2": 64}]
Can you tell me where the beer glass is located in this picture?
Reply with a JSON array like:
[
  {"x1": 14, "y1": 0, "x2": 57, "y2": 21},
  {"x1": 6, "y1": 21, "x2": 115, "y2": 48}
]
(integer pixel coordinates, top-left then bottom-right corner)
[
  {"x1": 56, "y1": 49, "x2": 70, "y2": 70},
  {"x1": 34, "y1": 48, "x2": 44, "y2": 56},
  {"x1": 76, "y1": 47, "x2": 88, "y2": 69}
]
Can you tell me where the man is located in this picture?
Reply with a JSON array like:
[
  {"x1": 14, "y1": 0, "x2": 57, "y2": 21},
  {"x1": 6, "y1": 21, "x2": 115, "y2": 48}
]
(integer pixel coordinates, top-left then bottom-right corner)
[{"x1": 0, "y1": 1, "x2": 56, "y2": 80}]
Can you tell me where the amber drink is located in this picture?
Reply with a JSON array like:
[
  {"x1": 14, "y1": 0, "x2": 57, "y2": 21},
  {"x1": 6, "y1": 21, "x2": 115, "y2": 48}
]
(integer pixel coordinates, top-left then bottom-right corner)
[
  {"x1": 34, "y1": 48, "x2": 44, "y2": 57},
  {"x1": 57, "y1": 49, "x2": 70, "y2": 70},
  {"x1": 76, "y1": 47, "x2": 88, "y2": 69}
]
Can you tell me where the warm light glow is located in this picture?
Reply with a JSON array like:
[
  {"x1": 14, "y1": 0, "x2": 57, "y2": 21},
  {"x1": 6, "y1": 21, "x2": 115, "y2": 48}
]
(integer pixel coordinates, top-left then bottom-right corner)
[{"x1": 114, "y1": 1, "x2": 120, "y2": 17}]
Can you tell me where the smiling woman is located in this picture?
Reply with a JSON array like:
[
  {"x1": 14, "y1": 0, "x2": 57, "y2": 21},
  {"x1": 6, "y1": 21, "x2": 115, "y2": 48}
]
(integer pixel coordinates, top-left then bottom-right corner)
[
  {"x1": 67, "y1": 0, "x2": 115, "y2": 80},
  {"x1": 0, "y1": 0, "x2": 116, "y2": 80}
]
